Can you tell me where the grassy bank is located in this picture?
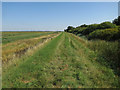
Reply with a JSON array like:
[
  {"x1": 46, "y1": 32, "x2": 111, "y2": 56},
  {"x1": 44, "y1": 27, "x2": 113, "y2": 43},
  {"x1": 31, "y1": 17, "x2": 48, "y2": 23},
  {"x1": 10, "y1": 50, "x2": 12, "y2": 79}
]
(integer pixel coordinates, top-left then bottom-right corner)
[
  {"x1": 87, "y1": 40, "x2": 120, "y2": 75},
  {"x1": 2, "y1": 32, "x2": 119, "y2": 88},
  {"x1": 2, "y1": 32, "x2": 59, "y2": 64},
  {"x1": 2, "y1": 33, "x2": 63, "y2": 88}
]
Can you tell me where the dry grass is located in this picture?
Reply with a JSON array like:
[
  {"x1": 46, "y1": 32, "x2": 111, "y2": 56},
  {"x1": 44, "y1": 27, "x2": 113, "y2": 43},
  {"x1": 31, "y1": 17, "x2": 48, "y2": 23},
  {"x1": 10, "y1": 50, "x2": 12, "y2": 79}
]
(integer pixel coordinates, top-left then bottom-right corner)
[{"x1": 2, "y1": 33, "x2": 59, "y2": 64}]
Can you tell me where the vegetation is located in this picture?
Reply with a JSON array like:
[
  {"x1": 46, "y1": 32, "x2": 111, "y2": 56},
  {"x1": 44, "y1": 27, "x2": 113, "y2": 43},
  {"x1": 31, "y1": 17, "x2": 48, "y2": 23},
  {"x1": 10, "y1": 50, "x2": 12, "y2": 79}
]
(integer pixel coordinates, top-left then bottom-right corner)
[
  {"x1": 88, "y1": 28, "x2": 120, "y2": 41},
  {"x1": 2, "y1": 31, "x2": 58, "y2": 44},
  {"x1": 64, "y1": 19, "x2": 119, "y2": 41},
  {"x1": 113, "y1": 16, "x2": 120, "y2": 25},
  {"x1": 2, "y1": 17, "x2": 120, "y2": 88},
  {"x1": 2, "y1": 32, "x2": 59, "y2": 64},
  {"x1": 2, "y1": 33, "x2": 119, "y2": 88},
  {"x1": 64, "y1": 16, "x2": 120, "y2": 84}
]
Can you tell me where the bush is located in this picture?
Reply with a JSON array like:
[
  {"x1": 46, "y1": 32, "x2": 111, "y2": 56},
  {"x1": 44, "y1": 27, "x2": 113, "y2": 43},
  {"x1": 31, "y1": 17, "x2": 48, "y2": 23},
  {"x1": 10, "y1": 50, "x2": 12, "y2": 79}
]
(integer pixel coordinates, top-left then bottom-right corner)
[
  {"x1": 75, "y1": 27, "x2": 87, "y2": 35},
  {"x1": 98, "y1": 22, "x2": 117, "y2": 29},
  {"x1": 82, "y1": 24, "x2": 99, "y2": 35},
  {"x1": 87, "y1": 40, "x2": 120, "y2": 74},
  {"x1": 113, "y1": 16, "x2": 120, "y2": 26},
  {"x1": 82, "y1": 22, "x2": 117, "y2": 35},
  {"x1": 64, "y1": 26, "x2": 75, "y2": 32},
  {"x1": 88, "y1": 28, "x2": 119, "y2": 41}
]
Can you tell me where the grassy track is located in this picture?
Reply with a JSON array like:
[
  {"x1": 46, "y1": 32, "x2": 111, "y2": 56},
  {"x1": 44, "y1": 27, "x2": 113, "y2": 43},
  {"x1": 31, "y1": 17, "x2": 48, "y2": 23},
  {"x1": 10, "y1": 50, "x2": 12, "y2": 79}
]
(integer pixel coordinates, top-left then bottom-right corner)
[{"x1": 2, "y1": 32, "x2": 119, "y2": 88}]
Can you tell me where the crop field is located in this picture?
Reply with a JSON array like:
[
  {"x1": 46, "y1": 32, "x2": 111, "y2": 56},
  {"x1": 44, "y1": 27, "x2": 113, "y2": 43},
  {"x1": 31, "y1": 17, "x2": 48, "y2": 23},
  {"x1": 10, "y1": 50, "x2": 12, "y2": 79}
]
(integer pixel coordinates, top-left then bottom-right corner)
[
  {"x1": 2, "y1": 32, "x2": 120, "y2": 88},
  {"x1": 2, "y1": 31, "x2": 57, "y2": 44},
  {"x1": 2, "y1": 31, "x2": 59, "y2": 64}
]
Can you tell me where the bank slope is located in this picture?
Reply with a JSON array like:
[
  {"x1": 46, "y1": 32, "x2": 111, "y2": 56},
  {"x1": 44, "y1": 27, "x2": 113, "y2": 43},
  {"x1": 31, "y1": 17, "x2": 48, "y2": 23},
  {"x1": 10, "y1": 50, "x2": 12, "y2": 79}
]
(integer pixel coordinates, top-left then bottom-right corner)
[{"x1": 2, "y1": 32, "x2": 119, "y2": 88}]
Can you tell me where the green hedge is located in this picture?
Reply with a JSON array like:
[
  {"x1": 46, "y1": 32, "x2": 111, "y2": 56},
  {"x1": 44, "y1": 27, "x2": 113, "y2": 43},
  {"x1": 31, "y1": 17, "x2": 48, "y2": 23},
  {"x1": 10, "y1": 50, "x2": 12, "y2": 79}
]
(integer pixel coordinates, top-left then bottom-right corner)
[
  {"x1": 88, "y1": 28, "x2": 120, "y2": 41},
  {"x1": 82, "y1": 22, "x2": 117, "y2": 35}
]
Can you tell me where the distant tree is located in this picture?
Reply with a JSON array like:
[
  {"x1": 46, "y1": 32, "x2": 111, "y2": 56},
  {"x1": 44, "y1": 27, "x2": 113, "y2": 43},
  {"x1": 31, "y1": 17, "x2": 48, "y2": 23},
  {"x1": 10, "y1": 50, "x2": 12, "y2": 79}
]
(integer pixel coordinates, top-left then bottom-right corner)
[
  {"x1": 98, "y1": 22, "x2": 117, "y2": 29},
  {"x1": 67, "y1": 26, "x2": 74, "y2": 30},
  {"x1": 113, "y1": 19, "x2": 118, "y2": 25},
  {"x1": 88, "y1": 28, "x2": 119, "y2": 41},
  {"x1": 82, "y1": 24, "x2": 99, "y2": 35},
  {"x1": 80, "y1": 24, "x2": 88, "y2": 27},
  {"x1": 113, "y1": 16, "x2": 120, "y2": 25},
  {"x1": 64, "y1": 26, "x2": 75, "y2": 32},
  {"x1": 118, "y1": 16, "x2": 120, "y2": 25}
]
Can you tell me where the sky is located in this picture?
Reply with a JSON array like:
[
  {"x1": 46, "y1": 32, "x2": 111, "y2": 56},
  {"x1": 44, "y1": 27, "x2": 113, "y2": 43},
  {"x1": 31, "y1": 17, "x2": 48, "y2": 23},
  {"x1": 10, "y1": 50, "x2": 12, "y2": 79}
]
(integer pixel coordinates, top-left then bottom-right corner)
[
  {"x1": 118, "y1": 1, "x2": 120, "y2": 16},
  {"x1": 2, "y1": 0, "x2": 120, "y2": 2},
  {"x1": 2, "y1": 2, "x2": 118, "y2": 31}
]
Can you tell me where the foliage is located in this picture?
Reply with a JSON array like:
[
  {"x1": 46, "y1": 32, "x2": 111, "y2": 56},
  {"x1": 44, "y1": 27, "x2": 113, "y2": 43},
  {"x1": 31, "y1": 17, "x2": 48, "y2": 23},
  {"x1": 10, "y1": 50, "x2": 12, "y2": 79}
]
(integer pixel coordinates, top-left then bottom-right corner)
[
  {"x1": 3, "y1": 33, "x2": 119, "y2": 88},
  {"x1": 82, "y1": 24, "x2": 99, "y2": 35},
  {"x1": 98, "y1": 22, "x2": 117, "y2": 29},
  {"x1": 87, "y1": 40, "x2": 120, "y2": 75},
  {"x1": 80, "y1": 24, "x2": 88, "y2": 27},
  {"x1": 113, "y1": 16, "x2": 120, "y2": 25},
  {"x1": 64, "y1": 20, "x2": 119, "y2": 41},
  {"x1": 88, "y1": 28, "x2": 120, "y2": 41},
  {"x1": 64, "y1": 26, "x2": 75, "y2": 32},
  {"x1": 82, "y1": 22, "x2": 117, "y2": 35}
]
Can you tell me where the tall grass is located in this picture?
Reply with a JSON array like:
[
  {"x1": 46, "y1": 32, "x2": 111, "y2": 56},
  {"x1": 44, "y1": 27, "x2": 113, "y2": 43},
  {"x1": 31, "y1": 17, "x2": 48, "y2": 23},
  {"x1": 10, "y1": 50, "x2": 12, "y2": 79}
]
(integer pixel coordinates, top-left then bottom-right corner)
[
  {"x1": 87, "y1": 40, "x2": 120, "y2": 75},
  {"x1": 2, "y1": 33, "x2": 58, "y2": 64}
]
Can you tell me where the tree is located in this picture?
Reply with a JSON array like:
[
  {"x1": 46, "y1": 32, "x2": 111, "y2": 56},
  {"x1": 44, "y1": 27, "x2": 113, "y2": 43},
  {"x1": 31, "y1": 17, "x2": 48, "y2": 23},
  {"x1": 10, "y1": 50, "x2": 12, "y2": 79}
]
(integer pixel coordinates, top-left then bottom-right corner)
[
  {"x1": 64, "y1": 26, "x2": 75, "y2": 32},
  {"x1": 80, "y1": 24, "x2": 88, "y2": 27},
  {"x1": 112, "y1": 16, "x2": 120, "y2": 25},
  {"x1": 98, "y1": 22, "x2": 117, "y2": 29},
  {"x1": 113, "y1": 19, "x2": 118, "y2": 25}
]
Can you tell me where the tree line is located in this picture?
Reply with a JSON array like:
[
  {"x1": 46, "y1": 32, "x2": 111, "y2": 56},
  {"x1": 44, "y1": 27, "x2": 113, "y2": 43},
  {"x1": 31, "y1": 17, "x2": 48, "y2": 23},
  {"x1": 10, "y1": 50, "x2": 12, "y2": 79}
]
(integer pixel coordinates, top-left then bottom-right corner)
[{"x1": 64, "y1": 16, "x2": 120, "y2": 41}]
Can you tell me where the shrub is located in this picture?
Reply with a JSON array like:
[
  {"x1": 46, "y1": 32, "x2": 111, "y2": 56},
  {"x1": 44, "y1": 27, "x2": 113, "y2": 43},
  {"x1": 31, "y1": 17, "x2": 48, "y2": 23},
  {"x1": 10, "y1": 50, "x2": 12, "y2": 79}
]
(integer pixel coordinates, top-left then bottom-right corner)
[
  {"x1": 64, "y1": 26, "x2": 75, "y2": 32},
  {"x1": 113, "y1": 16, "x2": 120, "y2": 26},
  {"x1": 82, "y1": 22, "x2": 117, "y2": 35},
  {"x1": 98, "y1": 22, "x2": 117, "y2": 29},
  {"x1": 88, "y1": 28, "x2": 119, "y2": 41},
  {"x1": 82, "y1": 24, "x2": 99, "y2": 35},
  {"x1": 87, "y1": 40, "x2": 120, "y2": 74},
  {"x1": 80, "y1": 24, "x2": 88, "y2": 27}
]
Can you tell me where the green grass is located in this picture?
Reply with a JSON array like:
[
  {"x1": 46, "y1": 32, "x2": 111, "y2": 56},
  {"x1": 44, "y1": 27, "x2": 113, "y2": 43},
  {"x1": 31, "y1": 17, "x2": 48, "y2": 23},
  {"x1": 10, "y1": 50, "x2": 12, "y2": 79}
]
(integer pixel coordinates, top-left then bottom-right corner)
[
  {"x1": 2, "y1": 32, "x2": 119, "y2": 88},
  {"x1": 2, "y1": 33, "x2": 63, "y2": 88},
  {"x1": 2, "y1": 31, "x2": 57, "y2": 44},
  {"x1": 87, "y1": 40, "x2": 120, "y2": 76},
  {"x1": 2, "y1": 32, "x2": 58, "y2": 63}
]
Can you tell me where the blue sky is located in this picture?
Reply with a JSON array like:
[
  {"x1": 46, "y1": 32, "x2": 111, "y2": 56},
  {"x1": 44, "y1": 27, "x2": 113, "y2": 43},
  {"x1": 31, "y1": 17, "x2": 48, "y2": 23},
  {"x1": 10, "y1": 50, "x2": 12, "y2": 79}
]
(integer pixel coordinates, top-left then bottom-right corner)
[
  {"x1": 118, "y1": 1, "x2": 120, "y2": 16},
  {"x1": 2, "y1": 2, "x2": 118, "y2": 31}
]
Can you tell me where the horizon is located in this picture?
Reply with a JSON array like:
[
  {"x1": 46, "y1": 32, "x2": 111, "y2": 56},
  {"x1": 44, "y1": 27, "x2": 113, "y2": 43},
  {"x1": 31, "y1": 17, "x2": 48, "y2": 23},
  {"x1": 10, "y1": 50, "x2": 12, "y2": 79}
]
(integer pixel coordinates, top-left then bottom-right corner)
[{"x1": 3, "y1": 2, "x2": 118, "y2": 31}]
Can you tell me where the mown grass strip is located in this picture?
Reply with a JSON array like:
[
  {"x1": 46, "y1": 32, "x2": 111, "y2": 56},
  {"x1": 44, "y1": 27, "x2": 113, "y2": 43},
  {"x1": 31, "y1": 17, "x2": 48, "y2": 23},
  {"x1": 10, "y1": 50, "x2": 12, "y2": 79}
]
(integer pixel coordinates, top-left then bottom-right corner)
[
  {"x1": 2, "y1": 33, "x2": 63, "y2": 88},
  {"x1": 67, "y1": 33, "x2": 119, "y2": 88}
]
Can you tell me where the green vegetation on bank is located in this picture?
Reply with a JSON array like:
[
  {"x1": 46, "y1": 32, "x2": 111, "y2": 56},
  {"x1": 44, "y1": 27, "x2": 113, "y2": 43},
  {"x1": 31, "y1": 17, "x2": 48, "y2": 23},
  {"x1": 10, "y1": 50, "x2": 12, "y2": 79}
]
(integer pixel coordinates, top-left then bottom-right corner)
[
  {"x1": 64, "y1": 16, "x2": 120, "y2": 81},
  {"x1": 2, "y1": 33, "x2": 119, "y2": 88},
  {"x1": 64, "y1": 16, "x2": 120, "y2": 41},
  {"x1": 2, "y1": 17, "x2": 120, "y2": 88}
]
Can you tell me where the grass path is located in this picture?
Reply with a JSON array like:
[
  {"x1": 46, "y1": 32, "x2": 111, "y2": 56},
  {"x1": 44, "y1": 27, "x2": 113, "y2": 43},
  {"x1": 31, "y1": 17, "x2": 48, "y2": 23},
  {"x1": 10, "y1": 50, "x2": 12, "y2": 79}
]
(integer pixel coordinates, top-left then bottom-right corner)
[{"x1": 2, "y1": 32, "x2": 119, "y2": 88}]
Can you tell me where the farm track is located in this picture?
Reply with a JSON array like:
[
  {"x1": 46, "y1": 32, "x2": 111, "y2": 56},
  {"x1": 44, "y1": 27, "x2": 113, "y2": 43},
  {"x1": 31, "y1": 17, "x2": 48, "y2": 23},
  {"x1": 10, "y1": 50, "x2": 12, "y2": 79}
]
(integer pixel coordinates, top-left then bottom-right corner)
[{"x1": 2, "y1": 32, "x2": 119, "y2": 88}]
